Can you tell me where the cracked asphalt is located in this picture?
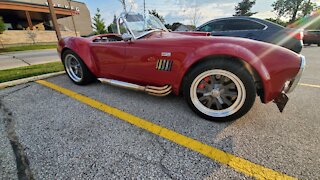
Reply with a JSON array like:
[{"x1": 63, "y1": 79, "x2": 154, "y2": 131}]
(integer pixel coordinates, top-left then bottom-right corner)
[{"x1": 0, "y1": 47, "x2": 319, "y2": 179}]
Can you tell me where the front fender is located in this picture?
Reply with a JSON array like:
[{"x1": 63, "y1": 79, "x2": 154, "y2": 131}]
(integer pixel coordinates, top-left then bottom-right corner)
[{"x1": 174, "y1": 42, "x2": 300, "y2": 103}]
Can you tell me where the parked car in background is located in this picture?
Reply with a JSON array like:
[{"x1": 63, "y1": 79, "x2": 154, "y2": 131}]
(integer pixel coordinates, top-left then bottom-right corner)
[
  {"x1": 195, "y1": 17, "x2": 303, "y2": 53},
  {"x1": 303, "y1": 30, "x2": 320, "y2": 46}
]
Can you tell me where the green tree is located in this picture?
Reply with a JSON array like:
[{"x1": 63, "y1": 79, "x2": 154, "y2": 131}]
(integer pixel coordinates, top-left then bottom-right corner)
[
  {"x1": 92, "y1": 8, "x2": 107, "y2": 34},
  {"x1": 27, "y1": 30, "x2": 37, "y2": 44},
  {"x1": 0, "y1": 17, "x2": 5, "y2": 34},
  {"x1": 113, "y1": 14, "x2": 117, "y2": 24},
  {"x1": 234, "y1": 0, "x2": 257, "y2": 16},
  {"x1": 265, "y1": 18, "x2": 288, "y2": 27},
  {"x1": 0, "y1": 17, "x2": 6, "y2": 48},
  {"x1": 301, "y1": 0, "x2": 316, "y2": 17},
  {"x1": 171, "y1": 22, "x2": 182, "y2": 31},
  {"x1": 164, "y1": 24, "x2": 172, "y2": 30},
  {"x1": 107, "y1": 23, "x2": 126, "y2": 34},
  {"x1": 272, "y1": 0, "x2": 314, "y2": 23},
  {"x1": 149, "y1": 9, "x2": 165, "y2": 23}
]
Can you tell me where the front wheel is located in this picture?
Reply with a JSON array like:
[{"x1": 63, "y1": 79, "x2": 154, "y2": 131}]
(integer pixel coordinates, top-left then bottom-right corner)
[
  {"x1": 62, "y1": 50, "x2": 95, "y2": 85},
  {"x1": 183, "y1": 60, "x2": 256, "y2": 122}
]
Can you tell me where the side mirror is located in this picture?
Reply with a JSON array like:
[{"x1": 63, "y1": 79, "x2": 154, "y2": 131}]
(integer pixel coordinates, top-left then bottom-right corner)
[{"x1": 122, "y1": 33, "x2": 133, "y2": 42}]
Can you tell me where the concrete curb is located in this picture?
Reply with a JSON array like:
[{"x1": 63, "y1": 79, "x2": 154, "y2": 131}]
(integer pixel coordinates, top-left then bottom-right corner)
[{"x1": 0, "y1": 71, "x2": 65, "y2": 89}]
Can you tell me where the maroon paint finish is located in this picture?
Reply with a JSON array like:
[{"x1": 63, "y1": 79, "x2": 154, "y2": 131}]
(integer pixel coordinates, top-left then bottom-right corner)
[{"x1": 58, "y1": 31, "x2": 301, "y2": 104}]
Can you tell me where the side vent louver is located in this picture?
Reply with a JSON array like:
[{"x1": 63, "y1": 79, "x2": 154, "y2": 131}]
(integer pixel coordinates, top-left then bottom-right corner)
[{"x1": 156, "y1": 60, "x2": 173, "y2": 71}]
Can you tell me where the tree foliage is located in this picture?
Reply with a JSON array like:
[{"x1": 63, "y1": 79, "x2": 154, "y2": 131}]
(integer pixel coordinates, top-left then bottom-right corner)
[
  {"x1": 149, "y1": 9, "x2": 165, "y2": 23},
  {"x1": 272, "y1": 0, "x2": 316, "y2": 23},
  {"x1": 27, "y1": 30, "x2": 37, "y2": 44},
  {"x1": 0, "y1": 16, "x2": 5, "y2": 34},
  {"x1": 92, "y1": 8, "x2": 108, "y2": 34},
  {"x1": 190, "y1": 5, "x2": 202, "y2": 26},
  {"x1": 0, "y1": 17, "x2": 5, "y2": 48},
  {"x1": 265, "y1": 18, "x2": 288, "y2": 27},
  {"x1": 107, "y1": 23, "x2": 127, "y2": 34},
  {"x1": 301, "y1": 0, "x2": 317, "y2": 17},
  {"x1": 117, "y1": 0, "x2": 136, "y2": 13},
  {"x1": 234, "y1": 0, "x2": 257, "y2": 16},
  {"x1": 166, "y1": 22, "x2": 182, "y2": 31}
]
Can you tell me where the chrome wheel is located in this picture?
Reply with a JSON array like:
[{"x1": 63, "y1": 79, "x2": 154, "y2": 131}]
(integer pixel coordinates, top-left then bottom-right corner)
[
  {"x1": 190, "y1": 69, "x2": 246, "y2": 118},
  {"x1": 64, "y1": 54, "x2": 83, "y2": 82}
]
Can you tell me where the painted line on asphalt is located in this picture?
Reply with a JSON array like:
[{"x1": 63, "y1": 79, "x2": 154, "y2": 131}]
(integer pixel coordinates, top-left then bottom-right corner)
[
  {"x1": 299, "y1": 83, "x2": 320, "y2": 89},
  {"x1": 36, "y1": 80, "x2": 296, "y2": 180}
]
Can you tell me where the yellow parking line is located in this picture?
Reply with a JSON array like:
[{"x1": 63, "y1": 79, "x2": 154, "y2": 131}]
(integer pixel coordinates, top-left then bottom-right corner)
[
  {"x1": 299, "y1": 83, "x2": 320, "y2": 88},
  {"x1": 36, "y1": 80, "x2": 296, "y2": 180}
]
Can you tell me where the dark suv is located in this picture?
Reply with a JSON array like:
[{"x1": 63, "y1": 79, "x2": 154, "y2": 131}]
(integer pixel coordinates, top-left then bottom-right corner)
[
  {"x1": 196, "y1": 17, "x2": 303, "y2": 53},
  {"x1": 304, "y1": 30, "x2": 320, "y2": 46}
]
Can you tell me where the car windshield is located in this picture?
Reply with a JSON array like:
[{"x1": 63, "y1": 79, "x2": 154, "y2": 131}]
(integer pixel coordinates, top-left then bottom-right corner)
[{"x1": 124, "y1": 13, "x2": 167, "y2": 38}]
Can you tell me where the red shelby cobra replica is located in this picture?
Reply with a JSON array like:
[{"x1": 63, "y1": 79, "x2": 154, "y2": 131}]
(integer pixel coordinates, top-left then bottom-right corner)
[{"x1": 57, "y1": 13, "x2": 305, "y2": 121}]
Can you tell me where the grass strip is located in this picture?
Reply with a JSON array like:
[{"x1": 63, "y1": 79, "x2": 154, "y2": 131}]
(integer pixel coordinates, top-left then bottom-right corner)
[
  {"x1": 0, "y1": 44, "x2": 57, "y2": 53},
  {"x1": 0, "y1": 62, "x2": 64, "y2": 83}
]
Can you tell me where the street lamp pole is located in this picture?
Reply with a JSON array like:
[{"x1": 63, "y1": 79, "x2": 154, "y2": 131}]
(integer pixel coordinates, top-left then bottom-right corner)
[{"x1": 47, "y1": 0, "x2": 61, "y2": 40}]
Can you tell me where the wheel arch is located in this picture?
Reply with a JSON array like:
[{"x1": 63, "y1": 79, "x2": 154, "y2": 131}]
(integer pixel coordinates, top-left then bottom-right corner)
[
  {"x1": 61, "y1": 46, "x2": 99, "y2": 77},
  {"x1": 61, "y1": 47, "x2": 72, "y2": 60},
  {"x1": 179, "y1": 55, "x2": 265, "y2": 102}
]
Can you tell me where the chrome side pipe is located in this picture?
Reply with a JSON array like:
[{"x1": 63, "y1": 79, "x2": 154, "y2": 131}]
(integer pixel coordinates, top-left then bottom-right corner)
[{"x1": 98, "y1": 78, "x2": 172, "y2": 97}]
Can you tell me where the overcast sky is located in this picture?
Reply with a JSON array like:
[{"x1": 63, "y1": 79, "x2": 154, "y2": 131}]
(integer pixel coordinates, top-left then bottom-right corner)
[{"x1": 80, "y1": 0, "x2": 320, "y2": 26}]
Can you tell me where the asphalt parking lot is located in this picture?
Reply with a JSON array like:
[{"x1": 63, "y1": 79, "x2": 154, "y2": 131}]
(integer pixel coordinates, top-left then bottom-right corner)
[{"x1": 1, "y1": 47, "x2": 319, "y2": 179}]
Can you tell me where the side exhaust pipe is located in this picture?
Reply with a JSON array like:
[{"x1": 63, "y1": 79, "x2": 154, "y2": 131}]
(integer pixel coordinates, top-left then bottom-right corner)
[{"x1": 98, "y1": 78, "x2": 172, "y2": 97}]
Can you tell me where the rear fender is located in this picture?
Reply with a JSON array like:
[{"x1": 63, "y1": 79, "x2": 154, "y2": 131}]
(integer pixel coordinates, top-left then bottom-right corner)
[{"x1": 61, "y1": 37, "x2": 99, "y2": 76}]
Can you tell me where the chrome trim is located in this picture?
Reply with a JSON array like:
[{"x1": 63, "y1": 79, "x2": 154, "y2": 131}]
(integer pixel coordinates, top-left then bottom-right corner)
[
  {"x1": 98, "y1": 78, "x2": 172, "y2": 97},
  {"x1": 285, "y1": 55, "x2": 306, "y2": 93},
  {"x1": 136, "y1": 29, "x2": 163, "y2": 39},
  {"x1": 99, "y1": 78, "x2": 145, "y2": 91}
]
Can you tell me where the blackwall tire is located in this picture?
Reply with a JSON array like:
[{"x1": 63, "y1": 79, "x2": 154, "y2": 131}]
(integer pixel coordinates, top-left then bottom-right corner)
[
  {"x1": 62, "y1": 50, "x2": 95, "y2": 85},
  {"x1": 183, "y1": 60, "x2": 256, "y2": 122}
]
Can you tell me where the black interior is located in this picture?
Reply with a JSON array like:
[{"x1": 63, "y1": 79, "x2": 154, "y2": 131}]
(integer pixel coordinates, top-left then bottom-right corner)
[{"x1": 93, "y1": 35, "x2": 123, "y2": 42}]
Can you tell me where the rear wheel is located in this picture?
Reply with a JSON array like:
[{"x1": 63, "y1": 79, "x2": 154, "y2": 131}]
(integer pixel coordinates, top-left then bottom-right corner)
[
  {"x1": 183, "y1": 60, "x2": 256, "y2": 121},
  {"x1": 318, "y1": 44, "x2": 320, "y2": 47},
  {"x1": 62, "y1": 50, "x2": 95, "y2": 85}
]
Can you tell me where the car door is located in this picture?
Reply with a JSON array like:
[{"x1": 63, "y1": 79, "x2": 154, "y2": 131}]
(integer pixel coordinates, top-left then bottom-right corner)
[
  {"x1": 89, "y1": 40, "x2": 127, "y2": 77},
  {"x1": 121, "y1": 38, "x2": 190, "y2": 86}
]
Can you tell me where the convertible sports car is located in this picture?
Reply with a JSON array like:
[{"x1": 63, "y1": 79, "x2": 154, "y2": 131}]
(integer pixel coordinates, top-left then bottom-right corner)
[{"x1": 57, "y1": 12, "x2": 305, "y2": 121}]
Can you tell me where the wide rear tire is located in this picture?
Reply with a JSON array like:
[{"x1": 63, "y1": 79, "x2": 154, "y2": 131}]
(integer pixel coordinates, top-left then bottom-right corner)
[
  {"x1": 183, "y1": 60, "x2": 256, "y2": 122},
  {"x1": 62, "y1": 50, "x2": 95, "y2": 85}
]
